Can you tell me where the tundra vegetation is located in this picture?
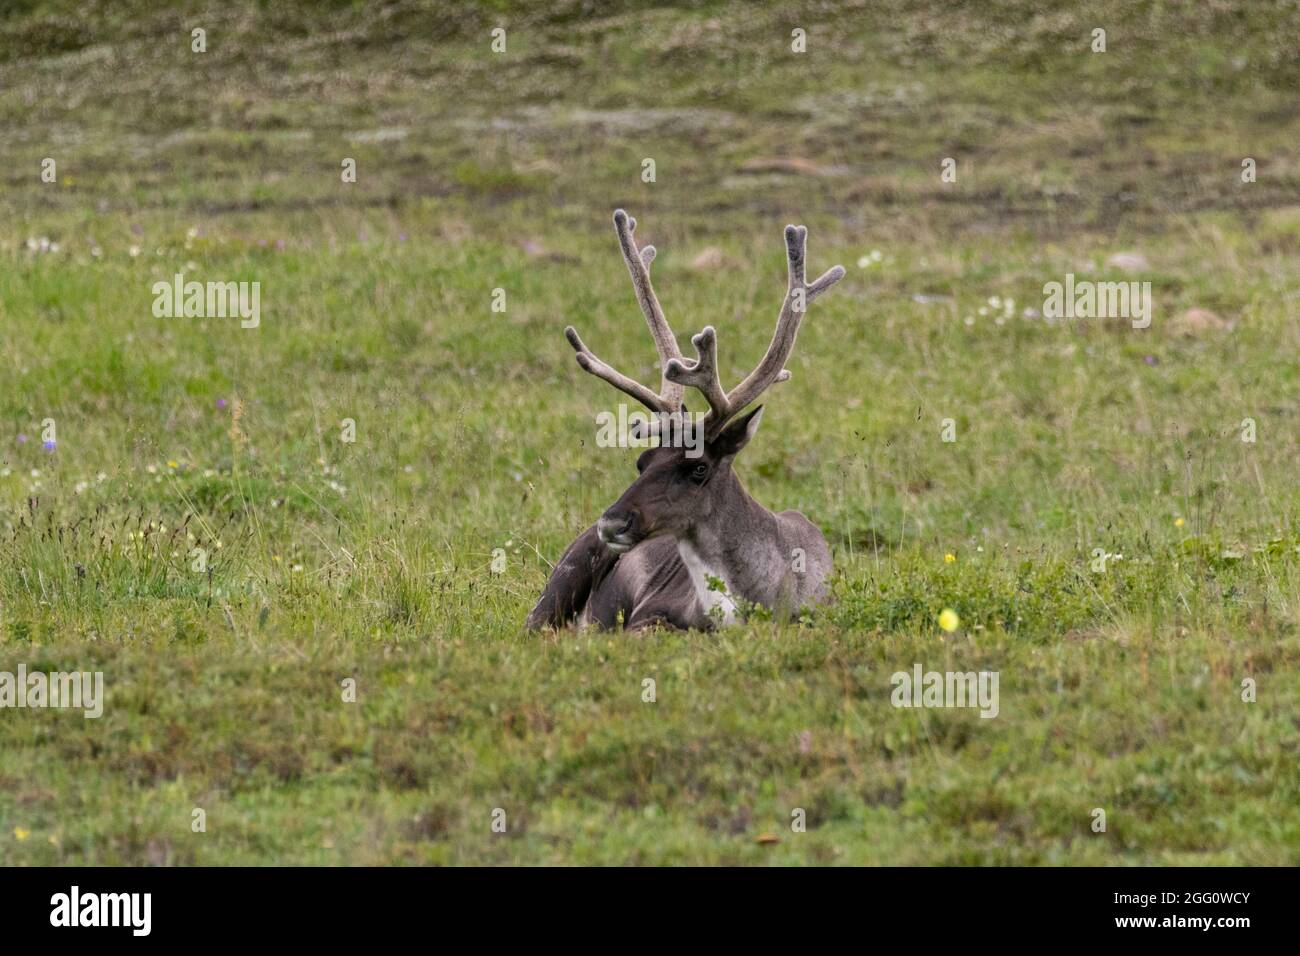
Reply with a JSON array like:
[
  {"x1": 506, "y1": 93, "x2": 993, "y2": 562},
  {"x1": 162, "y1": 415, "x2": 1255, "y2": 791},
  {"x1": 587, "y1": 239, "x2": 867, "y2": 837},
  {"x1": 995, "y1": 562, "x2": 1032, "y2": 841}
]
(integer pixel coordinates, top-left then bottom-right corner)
[{"x1": 0, "y1": 0, "x2": 1297, "y2": 864}]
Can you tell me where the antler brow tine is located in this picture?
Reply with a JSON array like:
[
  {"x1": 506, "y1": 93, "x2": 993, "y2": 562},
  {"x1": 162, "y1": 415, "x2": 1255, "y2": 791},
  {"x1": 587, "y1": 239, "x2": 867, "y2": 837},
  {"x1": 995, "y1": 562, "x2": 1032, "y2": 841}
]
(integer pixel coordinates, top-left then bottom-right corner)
[{"x1": 564, "y1": 326, "x2": 672, "y2": 413}]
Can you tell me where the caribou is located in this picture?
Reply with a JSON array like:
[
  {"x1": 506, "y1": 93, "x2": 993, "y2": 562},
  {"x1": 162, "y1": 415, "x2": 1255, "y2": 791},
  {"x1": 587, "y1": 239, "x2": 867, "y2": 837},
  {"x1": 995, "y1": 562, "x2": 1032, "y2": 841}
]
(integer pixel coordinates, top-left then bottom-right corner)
[{"x1": 526, "y1": 209, "x2": 845, "y2": 631}]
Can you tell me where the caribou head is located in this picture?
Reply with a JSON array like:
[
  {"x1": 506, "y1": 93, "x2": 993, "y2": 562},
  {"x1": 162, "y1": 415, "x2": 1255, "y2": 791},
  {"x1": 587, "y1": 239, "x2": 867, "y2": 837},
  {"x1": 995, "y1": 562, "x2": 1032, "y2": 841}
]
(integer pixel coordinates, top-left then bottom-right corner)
[{"x1": 527, "y1": 209, "x2": 844, "y2": 631}]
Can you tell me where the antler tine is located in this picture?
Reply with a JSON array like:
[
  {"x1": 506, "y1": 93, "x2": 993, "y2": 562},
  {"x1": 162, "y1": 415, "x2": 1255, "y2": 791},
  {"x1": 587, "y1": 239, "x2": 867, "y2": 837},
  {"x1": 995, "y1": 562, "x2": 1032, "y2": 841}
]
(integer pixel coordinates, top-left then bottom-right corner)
[
  {"x1": 664, "y1": 326, "x2": 729, "y2": 422},
  {"x1": 612, "y1": 209, "x2": 684, "y2": 410},
  {"x1": 565, "y1": 326, "x2": 673, "y2": 413},
  {"x1": 700, "y1": 224, "x2": 842, "y2": 435}
]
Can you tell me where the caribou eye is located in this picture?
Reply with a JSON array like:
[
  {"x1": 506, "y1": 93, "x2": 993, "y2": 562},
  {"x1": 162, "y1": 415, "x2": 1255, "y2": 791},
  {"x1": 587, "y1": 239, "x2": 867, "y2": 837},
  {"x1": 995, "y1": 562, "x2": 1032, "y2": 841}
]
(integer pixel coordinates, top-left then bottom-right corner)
[{"x1": 688, "y1": 462, "x2": 709, "y2": 483}]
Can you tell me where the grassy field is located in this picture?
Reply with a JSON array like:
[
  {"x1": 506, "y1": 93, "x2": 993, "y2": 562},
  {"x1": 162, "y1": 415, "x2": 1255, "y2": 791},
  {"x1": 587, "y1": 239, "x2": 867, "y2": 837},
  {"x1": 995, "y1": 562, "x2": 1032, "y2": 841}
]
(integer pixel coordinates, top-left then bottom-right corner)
[{"x1": 0, "y1": 0, "x2": 1298, "y2": 864}]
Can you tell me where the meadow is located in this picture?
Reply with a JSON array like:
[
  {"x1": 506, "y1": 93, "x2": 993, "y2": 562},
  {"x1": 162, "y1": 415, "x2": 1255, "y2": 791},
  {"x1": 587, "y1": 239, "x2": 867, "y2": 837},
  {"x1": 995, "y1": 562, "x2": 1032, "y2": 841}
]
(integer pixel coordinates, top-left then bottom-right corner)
[{"x1": 0, "y1": 0, "x2": 1297, "y2": 864}]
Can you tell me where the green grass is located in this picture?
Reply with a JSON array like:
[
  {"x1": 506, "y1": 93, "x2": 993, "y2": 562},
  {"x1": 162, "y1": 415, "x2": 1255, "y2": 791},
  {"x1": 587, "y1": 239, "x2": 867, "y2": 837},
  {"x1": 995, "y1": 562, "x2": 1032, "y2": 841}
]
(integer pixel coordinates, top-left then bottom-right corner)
[{"x1": 0, "y1": 0, "x2": 1298, "y2": 864}]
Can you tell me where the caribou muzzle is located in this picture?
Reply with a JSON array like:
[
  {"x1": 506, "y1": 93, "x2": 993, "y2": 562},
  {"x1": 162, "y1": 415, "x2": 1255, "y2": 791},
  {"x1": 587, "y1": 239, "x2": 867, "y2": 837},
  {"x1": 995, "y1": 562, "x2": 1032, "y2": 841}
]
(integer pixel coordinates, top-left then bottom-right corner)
[{"x1": 597, "y1": 509, "x2": 642, "y2": 554}]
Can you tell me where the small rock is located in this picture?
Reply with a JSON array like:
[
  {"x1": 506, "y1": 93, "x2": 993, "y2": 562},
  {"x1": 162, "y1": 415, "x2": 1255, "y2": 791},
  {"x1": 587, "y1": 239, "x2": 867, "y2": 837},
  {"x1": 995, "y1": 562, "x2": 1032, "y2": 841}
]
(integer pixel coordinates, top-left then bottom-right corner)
[
  {"x1": 690, "y1": 247, "x2": 728, "y2": 270},
  {"x1": 1106, "y1": 251, "x2": 1149, "y2": 272},
  {"x1": 739, "y1": 156, "x2": 826, "y2": 176},
  {"x1": 518, "y1": 238, "x2": 575, "y2": 263},
  {"x1": 1171, "y1": 308, "x2": 1229, "y2": 335}
]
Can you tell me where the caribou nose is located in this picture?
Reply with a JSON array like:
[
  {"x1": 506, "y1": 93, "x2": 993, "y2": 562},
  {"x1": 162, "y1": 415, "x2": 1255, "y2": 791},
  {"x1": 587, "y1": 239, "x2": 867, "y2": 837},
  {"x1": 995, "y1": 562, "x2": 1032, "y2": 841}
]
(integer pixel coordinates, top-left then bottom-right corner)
[{"x1": 597, "y1": 511, "x2": 638, "y2": 550}]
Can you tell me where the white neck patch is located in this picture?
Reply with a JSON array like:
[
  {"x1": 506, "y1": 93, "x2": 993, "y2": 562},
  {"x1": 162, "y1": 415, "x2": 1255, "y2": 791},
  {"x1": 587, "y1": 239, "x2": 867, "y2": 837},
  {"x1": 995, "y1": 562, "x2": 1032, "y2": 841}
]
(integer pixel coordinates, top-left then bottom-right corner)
[{"x1": 677, "y1": 539, "x2": 739, "y2": 625}]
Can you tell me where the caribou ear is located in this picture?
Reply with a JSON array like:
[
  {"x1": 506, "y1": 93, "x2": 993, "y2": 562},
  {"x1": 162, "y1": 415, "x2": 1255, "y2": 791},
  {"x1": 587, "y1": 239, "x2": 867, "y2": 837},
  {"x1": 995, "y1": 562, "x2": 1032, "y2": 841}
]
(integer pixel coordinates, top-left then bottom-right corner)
[{"x1": 710, "y1": 405, "x2": 764, "y2": 460}]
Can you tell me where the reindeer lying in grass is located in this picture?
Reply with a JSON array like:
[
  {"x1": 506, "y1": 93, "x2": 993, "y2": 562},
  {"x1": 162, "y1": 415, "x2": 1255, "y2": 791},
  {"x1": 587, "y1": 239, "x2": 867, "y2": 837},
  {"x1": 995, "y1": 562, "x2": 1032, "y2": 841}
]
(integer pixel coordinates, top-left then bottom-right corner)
[{"x1": 527, "y1": 210, "x2": 845, "y2": 631}]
